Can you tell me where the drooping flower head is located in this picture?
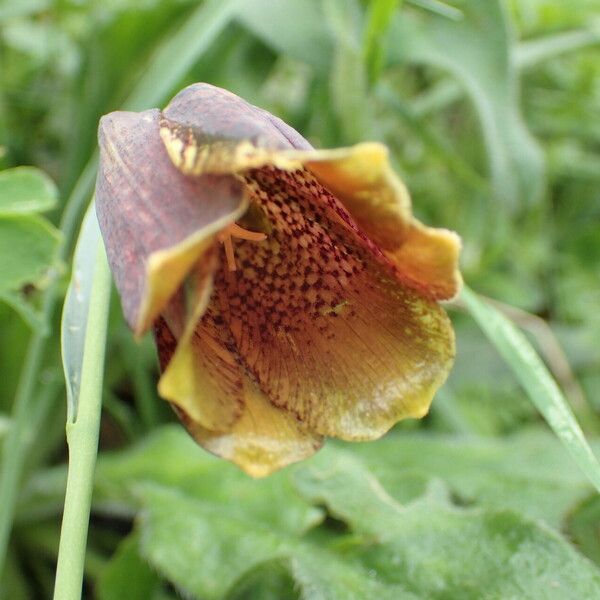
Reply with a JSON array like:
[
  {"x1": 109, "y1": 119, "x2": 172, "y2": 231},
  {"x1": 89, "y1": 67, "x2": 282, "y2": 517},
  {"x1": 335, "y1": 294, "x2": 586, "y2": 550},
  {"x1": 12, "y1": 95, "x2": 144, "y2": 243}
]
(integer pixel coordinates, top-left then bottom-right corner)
[{"x1": 95, "y1": 83, "x2": 461, "y2": 476}]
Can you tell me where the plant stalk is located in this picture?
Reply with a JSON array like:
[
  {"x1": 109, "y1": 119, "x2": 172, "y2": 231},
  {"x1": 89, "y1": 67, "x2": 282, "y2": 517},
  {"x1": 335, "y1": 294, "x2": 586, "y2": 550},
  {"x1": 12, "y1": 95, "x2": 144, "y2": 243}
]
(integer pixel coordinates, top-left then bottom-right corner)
[{"x1": 53, "y1": 242, "x2": 111, "y2": 600}]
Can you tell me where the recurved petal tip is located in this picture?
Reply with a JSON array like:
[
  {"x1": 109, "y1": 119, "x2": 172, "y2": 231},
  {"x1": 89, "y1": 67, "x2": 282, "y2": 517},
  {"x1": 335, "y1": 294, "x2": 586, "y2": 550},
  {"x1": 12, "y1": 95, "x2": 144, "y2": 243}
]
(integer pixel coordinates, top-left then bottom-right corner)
[
  {"x1": 163, "y1": 83, "x2": 313, "y2": 151},
  {"x1": 300, "y1": 143, "x2": 463, "y2": 301}
]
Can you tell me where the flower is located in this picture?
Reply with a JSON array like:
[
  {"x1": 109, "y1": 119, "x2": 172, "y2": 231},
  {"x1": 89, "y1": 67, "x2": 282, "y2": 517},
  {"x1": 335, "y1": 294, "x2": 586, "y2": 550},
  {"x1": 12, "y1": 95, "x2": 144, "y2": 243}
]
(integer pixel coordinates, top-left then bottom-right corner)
[{"x1": 95, "y1": 83, "x2": 461, "y2": 477}]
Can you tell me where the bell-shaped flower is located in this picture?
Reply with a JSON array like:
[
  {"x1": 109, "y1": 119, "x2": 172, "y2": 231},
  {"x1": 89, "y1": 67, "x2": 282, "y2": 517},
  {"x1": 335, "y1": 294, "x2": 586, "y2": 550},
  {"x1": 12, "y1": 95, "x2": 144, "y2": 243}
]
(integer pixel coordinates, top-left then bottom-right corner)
[{"x1": 95, "y1": 83, "x2": 461, "y2": 476}]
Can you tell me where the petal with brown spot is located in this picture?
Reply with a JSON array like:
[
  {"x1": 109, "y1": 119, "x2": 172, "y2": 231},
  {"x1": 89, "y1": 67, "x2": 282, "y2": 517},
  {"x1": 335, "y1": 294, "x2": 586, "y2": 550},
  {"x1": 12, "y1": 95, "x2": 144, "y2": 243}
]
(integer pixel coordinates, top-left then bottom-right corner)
[
  {"x1": 302, "y1": 144, "x2": 462, "y2": 301},
  {"x1": 212, "y1": 166, "x2": 455, "y2": 440},
  {"x1": 157, "y1": 84, "x2": 461, "y2": 301}
]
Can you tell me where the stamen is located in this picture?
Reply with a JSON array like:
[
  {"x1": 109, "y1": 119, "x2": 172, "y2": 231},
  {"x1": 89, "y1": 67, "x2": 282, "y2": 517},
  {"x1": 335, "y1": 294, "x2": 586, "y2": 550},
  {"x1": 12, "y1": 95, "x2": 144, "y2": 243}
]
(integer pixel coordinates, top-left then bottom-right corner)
[{"x1": 217, "y1": 223, "x2": 267, "y2": 271}]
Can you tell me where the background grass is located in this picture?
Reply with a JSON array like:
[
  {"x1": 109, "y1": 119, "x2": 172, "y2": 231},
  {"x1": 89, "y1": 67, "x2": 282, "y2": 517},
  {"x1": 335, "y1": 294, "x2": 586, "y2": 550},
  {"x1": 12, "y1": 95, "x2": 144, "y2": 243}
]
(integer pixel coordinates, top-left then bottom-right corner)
[{"x1": 0, "y1": 0, "x2": 599, "y2": 598}]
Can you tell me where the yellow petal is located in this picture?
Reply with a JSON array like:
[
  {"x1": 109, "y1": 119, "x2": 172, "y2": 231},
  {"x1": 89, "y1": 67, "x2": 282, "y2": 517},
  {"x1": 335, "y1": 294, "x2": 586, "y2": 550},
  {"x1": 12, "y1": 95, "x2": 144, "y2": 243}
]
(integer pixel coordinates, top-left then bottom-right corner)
[
  {"x1": 157, "y1": 297, "x2": 244, "y2": 432},
  {"x1": 179, "y1": 377, "x2": 322, "y2": 478},
  {"x1": 154, "y1": 314, "x2": 321, "y2": 477},
  {"x1": 301, "y1": 143, "x2": 462, "y2": 301}
]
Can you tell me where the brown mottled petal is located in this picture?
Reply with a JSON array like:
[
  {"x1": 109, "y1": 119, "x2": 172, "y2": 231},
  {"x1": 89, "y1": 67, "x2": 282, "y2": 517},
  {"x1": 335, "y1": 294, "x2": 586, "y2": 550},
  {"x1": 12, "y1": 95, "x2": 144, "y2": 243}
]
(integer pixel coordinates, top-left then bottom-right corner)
[
  {"x1": 157, "y1": 84, "x2": 461, "y2": 301},
  {"x1": 213, "y1": 167, "x2": 455, "y2": 440},
  {"x1": 95, "y1": 108, "x2": 246, "y2": 336},
  {"x1": 154, "y1": 316, "x2": 322, "y2": 477}
]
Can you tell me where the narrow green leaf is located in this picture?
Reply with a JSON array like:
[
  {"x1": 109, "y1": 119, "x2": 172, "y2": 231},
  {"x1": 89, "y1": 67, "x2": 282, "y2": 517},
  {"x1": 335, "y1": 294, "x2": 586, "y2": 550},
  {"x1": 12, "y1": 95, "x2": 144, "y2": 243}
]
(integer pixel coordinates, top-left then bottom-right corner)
[
  {"x1": 461, "y1": 285, "x2": 600, "y2": 494},
  {"x1": 125, "y1": 0, "x2": 242, "y2": 111},
  {"x1": 53, "y1": 239, "x2": 111, "y2": 600},
  {"x1": 61, "y1": 204, "x2": 101, "y2": 423},
  {"x1": 407, "y1": 0, "x2": 463, "y2": 20},
  {"x1": 0, "y1": 167, "x2": 57, "y2": 215},
  {"x1": 363, "y1": 0, "x2": 401, "y2": 85},
  {"x1": 378, "y1": 84, "x2": 487, "y2": 191},
  {"x1": 324, "y1": 0, "x2": 371, "y2": 142},
  {"x1": 389, "y1": 0, "x2": 545, "y2": 207},
  {"x1": 517, "y1": 28, "x2": 600, "y2": 70}
]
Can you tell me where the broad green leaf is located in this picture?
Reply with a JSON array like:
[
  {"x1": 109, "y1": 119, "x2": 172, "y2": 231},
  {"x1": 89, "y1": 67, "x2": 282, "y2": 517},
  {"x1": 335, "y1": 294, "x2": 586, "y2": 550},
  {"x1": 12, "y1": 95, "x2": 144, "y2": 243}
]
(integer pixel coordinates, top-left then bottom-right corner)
[
  {"x1": 461, "y1": 285, "x2": 600, "y2": 494},
  {"x1": 61, "y1": 204, "x2": 102, "y2": 423},
  {"x1": 226, "y1": 560, "x2": 299, "y2": 599},
  {"x1": 22, "y1": 424, "x2": 593, "y2": 530},
  {"x1": 294, "y1": 449, "x2": 408, "y2": 534},
  {"x1": 137, "y1": 484, "x2": 416, "y2": 600},
  {"x1": 0, "y1": 215, "x2": 60, "y2": 293},
  {"x1": 91, "y1": 433, "x2": 600, "y2": 600},
  {"x1": 350, "y1": 430, "x2": 597, "y2": 528},
  {"x1": 295, "y1": 450, "x2": 600, "y2": 600},
  {"x1": 25, "y1": 426, "x2": 597, "y2": 599},
  {"x1": 0, "y1": 167, "x2": 57, "y2": 215},
  {"x1": 567, "y1": 494, "x2": 600, "y2": 566},
  {"x1": 390, "y1": 0, "x2": 545, "y2": 207},
  {"x1": 97, "y1": 533, "x2": 162, "y2": 600},
  {"x1": 93, "y1": 428, "x2": 322, "y2": 533},
  {"x1": 0, "y1": 168, "x2": 60, "y2": 329}
]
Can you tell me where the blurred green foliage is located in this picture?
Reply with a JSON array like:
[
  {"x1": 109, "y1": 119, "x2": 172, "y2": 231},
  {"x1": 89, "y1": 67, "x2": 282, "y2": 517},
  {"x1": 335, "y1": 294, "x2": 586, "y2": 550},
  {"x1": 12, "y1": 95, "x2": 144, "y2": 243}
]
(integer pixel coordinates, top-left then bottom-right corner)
[{"x1": 0, "y1": 0, "x2": 599, "y2": 597}]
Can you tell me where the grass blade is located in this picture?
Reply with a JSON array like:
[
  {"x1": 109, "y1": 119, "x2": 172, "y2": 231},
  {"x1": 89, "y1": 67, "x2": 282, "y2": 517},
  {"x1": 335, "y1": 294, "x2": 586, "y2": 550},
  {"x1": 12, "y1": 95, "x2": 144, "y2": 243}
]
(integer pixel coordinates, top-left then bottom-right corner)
[
  {"x1": 461, "y1": 286, "x2": 600, "y2": 493},
  {"x1": 517, "y1": 28, "x2": 600, "y2": 70},
  {"x1": 125, "y1": 0, "x2": 241, "y2": 111}
]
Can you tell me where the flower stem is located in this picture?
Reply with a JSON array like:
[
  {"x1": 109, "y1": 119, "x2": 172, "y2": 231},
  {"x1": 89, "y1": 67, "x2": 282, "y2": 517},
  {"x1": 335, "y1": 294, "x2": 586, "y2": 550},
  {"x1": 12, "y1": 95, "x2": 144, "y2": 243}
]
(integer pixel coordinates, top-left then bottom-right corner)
[{"x1": 53, "y1": 241, "x2": 111, "y2": 600}]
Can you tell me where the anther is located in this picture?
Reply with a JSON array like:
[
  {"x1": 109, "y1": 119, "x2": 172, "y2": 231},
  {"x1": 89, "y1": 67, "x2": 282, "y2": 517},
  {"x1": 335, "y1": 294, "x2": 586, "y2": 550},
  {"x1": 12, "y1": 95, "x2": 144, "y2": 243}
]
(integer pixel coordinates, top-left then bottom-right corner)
[{"x1": 217, "y1": 223, "x2": 266, "y2": 271}]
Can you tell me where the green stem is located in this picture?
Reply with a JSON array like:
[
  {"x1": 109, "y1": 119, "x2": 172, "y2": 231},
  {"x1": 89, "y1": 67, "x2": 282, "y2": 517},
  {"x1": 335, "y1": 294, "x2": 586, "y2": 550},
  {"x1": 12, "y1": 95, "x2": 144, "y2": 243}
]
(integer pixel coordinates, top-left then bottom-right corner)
[{"x1": 53, "y1": 242, "x2": 111, "y2": 600}]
